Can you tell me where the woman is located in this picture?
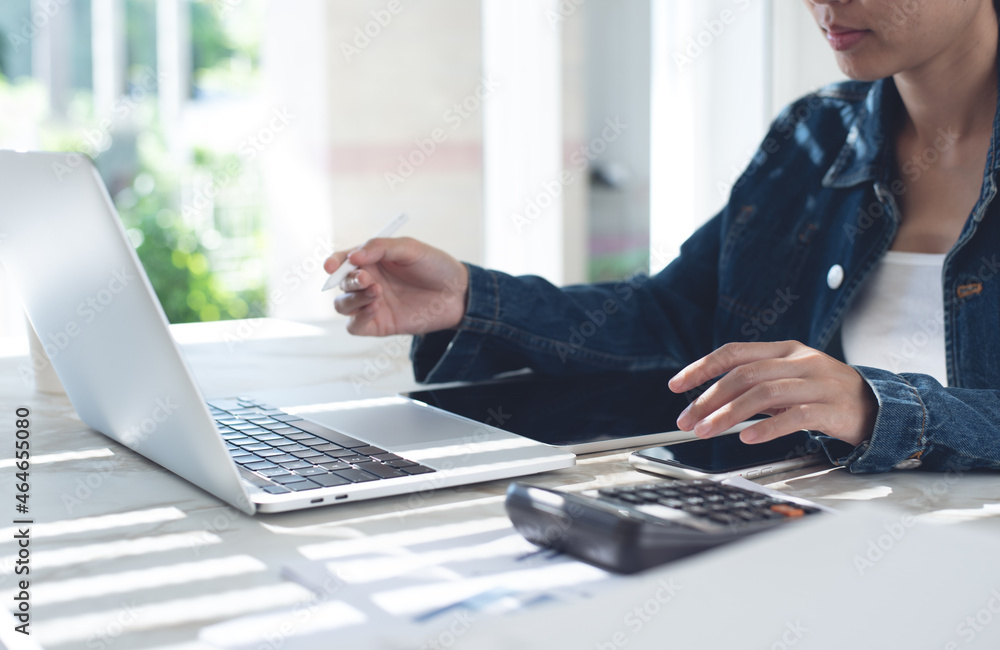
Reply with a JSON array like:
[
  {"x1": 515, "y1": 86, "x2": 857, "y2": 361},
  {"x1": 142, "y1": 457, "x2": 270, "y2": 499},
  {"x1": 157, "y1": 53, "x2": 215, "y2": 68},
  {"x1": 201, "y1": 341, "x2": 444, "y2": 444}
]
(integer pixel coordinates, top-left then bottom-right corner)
[{"x1": 324, "y1": 0, "x2": 1000, "y2": 473}]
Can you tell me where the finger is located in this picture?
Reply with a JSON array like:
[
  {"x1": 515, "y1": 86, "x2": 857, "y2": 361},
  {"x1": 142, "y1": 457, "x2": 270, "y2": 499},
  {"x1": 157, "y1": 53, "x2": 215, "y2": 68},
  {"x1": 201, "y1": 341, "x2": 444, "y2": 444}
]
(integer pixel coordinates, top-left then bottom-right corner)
[
  {"x1": 348, "y1": 236, "x2": 424, "y2": 269},
  {"x1": 690, "y1": 378, "x2": 816, "y2": 439},
  {"x1": 345, "y1": 304, "x2": 379, "y2": 336},
  {"x1": 323, "y1": 251, "x2": 350, "y2": 274},
  {"x1": 340, "y1": 269, "x2": 375, "y2": 293},
  {"x1": 739, "y1": 407, "x2": 811, "y2": 444},
  {"x1": 677, "y1": 358, "x2": 804, "y2": 429},
  {"x1": 668, "y1": 341, "x2": 798, "y2": 394},
  {"x1": 333, "y1": 286, "x2": 379, "y2": 316}
]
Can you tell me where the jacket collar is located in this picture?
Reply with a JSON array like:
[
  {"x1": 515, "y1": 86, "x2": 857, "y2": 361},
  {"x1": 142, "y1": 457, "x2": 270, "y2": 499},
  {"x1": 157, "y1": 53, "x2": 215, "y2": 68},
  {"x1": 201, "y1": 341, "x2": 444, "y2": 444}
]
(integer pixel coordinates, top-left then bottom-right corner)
[
  {"x1": 823, "y1": 46, "x2": 1000, "y2": 190},
  {"x1": 822, "y1": 78, "x2": 896, "y2": 189}
]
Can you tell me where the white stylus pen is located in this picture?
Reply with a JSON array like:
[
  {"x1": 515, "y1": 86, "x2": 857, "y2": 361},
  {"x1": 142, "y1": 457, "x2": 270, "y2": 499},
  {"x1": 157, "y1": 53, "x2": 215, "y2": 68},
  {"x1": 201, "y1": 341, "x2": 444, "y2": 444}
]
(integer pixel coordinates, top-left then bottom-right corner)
[{"x1": 321, "y1": 213, "x2": 410, "y2": 291}]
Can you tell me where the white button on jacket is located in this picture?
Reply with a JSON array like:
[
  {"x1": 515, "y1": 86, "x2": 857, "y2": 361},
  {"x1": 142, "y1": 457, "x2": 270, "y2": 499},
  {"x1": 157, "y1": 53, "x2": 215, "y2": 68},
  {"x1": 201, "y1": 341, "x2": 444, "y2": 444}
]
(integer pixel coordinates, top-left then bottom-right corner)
[{"x1": 827, "y1": 264, "x2": 844, "y2": 290}]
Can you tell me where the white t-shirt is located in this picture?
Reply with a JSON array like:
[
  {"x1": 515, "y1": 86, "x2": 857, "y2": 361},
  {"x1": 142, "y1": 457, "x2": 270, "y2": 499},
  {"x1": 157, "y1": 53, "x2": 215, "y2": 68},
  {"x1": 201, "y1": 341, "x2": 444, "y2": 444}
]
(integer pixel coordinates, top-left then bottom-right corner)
[{"x1": 841, "y1": 251, "x2": 948, "y2": 385}]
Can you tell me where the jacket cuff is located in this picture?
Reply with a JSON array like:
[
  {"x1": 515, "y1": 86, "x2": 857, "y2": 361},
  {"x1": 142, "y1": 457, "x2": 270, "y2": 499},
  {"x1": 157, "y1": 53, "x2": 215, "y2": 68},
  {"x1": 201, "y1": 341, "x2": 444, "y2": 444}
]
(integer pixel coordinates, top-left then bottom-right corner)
[
  {"x1": 815, "y1": 366, "x2": 928, "y2": 473},
  {"x1": 409, "y1": 263, "x2": 498, "y2": 383}
]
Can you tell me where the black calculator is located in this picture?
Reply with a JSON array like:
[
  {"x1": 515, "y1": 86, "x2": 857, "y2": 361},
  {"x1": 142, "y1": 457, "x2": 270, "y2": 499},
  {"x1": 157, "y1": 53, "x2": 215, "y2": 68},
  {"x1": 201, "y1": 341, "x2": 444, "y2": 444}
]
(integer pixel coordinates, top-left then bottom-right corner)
[{"x1": 505, "y1": 479, "x2": 822, "y2": 574}]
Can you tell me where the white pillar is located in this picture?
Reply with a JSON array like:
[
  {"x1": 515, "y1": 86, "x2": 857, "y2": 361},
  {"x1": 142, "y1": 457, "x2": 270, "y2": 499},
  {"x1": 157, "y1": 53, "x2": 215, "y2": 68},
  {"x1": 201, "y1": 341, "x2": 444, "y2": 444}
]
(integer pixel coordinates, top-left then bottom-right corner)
[
  {"x1": 92, "y1": 0, "x2": 126, "y2": 119},
  {"x1": 157, "y1": 0, "x2": 191, "y2": 149},
  {"x1": 482, "y1": 0, "x2": 564, "y2": 283}
]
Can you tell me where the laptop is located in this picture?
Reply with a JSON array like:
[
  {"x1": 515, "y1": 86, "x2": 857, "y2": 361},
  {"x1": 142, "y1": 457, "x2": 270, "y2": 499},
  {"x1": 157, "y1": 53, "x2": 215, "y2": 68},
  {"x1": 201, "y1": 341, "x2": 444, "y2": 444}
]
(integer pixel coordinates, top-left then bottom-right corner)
[{"x1": 0, "y1": 151, "x2": 575, "y2": 514}]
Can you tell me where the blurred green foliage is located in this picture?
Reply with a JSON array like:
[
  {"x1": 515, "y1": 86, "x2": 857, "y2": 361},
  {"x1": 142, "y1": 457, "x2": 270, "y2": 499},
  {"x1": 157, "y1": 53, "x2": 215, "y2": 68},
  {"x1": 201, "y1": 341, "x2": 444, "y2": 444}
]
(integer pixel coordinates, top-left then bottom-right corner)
[{"x1": 116, "y1": 140, "x2": 267, "y2": 323}]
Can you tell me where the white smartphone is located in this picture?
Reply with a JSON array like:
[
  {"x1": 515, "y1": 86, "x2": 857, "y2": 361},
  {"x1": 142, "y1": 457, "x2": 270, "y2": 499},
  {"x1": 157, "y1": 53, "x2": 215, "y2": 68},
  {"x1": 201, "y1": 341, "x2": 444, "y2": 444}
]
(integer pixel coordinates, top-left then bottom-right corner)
[{"x1": 629, "y1": 430, "x2": 827, "y2": 480}]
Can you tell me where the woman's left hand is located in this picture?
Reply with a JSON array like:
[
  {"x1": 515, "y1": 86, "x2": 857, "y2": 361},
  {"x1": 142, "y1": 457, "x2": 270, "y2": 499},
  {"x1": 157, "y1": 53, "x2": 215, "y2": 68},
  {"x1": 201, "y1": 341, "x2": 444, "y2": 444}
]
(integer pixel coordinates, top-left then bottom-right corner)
[{"x1": 669, "y1": 341, "x2": 878, "y2": 447}]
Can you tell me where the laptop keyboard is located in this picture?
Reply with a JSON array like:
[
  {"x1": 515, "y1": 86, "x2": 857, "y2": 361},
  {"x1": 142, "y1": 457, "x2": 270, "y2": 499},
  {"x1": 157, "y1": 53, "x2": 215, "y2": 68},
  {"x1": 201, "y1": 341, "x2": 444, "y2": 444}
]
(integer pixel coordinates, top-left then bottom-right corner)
[{"x1": 208, "y1": 397, "x2": 435, "y2": 495}]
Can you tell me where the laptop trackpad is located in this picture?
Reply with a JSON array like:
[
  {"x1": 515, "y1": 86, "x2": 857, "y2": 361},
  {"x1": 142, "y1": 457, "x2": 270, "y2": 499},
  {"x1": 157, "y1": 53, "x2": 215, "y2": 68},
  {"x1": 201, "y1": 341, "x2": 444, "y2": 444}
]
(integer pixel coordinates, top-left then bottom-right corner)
[{"x1": 287, "y1": 397, "x2": 496, "y2": 451}]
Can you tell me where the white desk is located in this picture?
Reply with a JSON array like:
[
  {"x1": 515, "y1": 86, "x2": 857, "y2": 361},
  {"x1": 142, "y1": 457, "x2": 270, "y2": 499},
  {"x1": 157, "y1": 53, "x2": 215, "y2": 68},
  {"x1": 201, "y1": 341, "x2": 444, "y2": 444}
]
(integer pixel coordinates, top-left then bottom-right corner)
[{"x1": 2, "y1": 319, "x2": 1000, "y2": 649}]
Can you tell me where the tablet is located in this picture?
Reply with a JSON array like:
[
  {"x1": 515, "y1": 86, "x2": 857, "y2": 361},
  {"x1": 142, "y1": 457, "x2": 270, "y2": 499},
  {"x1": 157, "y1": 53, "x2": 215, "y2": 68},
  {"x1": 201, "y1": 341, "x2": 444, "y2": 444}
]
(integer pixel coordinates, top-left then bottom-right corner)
[{"x1": 405, "y1": 369, "x2": 750, "y2": 454}]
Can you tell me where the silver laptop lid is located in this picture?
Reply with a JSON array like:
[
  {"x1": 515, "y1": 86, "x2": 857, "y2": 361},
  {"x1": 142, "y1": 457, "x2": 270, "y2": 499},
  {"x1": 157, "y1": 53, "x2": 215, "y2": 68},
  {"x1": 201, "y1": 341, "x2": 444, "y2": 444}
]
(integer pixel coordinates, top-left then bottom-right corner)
[{"x1": 0, "y1": 151, "x2": 254, "y2": 514}]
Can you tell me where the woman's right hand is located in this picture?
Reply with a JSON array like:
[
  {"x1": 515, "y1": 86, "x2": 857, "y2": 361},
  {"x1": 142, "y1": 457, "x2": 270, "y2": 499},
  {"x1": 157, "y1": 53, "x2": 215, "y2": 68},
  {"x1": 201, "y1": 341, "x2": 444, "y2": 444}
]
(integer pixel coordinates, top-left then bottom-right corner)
[{"x1": 323, "y1": 237, "x2": 469, "y2": 337}]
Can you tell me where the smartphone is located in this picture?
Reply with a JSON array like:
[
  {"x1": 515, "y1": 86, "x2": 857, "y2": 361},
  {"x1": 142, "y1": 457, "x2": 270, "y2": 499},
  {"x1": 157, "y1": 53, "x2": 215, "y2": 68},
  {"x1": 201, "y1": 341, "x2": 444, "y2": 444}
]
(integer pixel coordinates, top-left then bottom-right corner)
[{"x1": 629, "y1": 429, "x2": 826, "y2": 480}]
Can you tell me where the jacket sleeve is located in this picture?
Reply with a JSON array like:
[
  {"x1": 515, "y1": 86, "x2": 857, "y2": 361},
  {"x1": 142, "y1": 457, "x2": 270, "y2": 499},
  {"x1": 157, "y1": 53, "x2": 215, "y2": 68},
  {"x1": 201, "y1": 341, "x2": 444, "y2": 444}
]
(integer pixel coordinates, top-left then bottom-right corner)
[
  {"x1": 814, "y1": 366, "x2": 1000, "y2": 472},
  {"x1": 410, "y1": 212, "x2": 726, "y2": 383}
]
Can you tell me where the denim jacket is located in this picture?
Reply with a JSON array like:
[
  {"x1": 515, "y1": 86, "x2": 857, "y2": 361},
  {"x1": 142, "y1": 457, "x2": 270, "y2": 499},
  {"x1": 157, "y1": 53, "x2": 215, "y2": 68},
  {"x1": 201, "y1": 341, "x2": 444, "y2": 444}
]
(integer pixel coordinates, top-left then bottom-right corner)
[{"x1": 410, "y1": 72, "x2": 1000, "y2": 474}]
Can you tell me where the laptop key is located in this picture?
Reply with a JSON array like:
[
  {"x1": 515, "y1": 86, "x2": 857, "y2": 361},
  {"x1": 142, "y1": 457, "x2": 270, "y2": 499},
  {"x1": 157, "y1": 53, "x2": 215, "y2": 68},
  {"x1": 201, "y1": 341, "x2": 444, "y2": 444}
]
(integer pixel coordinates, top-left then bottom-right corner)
[
  {"x1": 258, "y1": 467, "x2": 292, "y2": 478},
  {"x1": 311, "y1": 443, "x2": 345, "y2": 453},
  {"x1": 264, "y1": 425, "x2": 299, "y2": 434},
  {"x1": 257, "y1": 450, "x2": 291, "y2": 459},
  {"x1": 288, "y1": 421, "x2": 367, "y2": 448},
  {"x1": 207, "y1": 399, "x2": 244, "y2": 412},
  {"x1": 263, "y1": 453, "x2": 296, "y2": 463},
  {"x1": 279, "y1": 444, "x2": 309, "y2": 453},
  {"x1": 353, "y1": 446, "x2": 388, "y2": 456},
  {"x1": 340, "y1": 455, "x2": 370, "y2": 465},
  {"x1": 401, "y1": 465, "x2": 436, "y2": 475},
  {"x1": 290, "y1": 449, "x2": 325, "y2": 459},
  {"x1": 245, "y1": 460, "x2": 277, "y2": 471},
  {"x1": 287, "y1": 480, "x2": 322, "y2": 492},
  {"x1": 279, "y1": 460, "x2": 313, "y2": 470},
  {"x1": 321, "y1": 449, "x2": 355, "y2": 459},
  {"x1": 332, "y1": 468, "x2": 379, "y2": 483},
  {"x1": 295, "y1": 466, "x2": 329, "y2": 477},
  {"x1": 243, "y1": 443, "x2": 273, "y2": 453},
  {"x1": 234, "y1": 455, "x2": 265, "y2": 465},
  {"x1": 386, "y1": 459, "x2": 418, "y2": 468},
  {"x1": 311, "y1": 473, "x2": 352, "y2": 488},
  {"x1": 273, "y1": 414, "x2": 304, "y2": 422},
  {"x1": 262, "y1": 485, "x2": 290, "y2": 494},
  {"x1": 318, "y1": 461, "x2": 352, "y2": 471},
  {"x1": 272, "y1": 474, "x2": 310, "y2": 485},
  {"x1": 370, "y1": 453, "x2": 402, "y2": 462},
  {"x1": 354, "y1": 462, "x2": 408, "y2": 479}
]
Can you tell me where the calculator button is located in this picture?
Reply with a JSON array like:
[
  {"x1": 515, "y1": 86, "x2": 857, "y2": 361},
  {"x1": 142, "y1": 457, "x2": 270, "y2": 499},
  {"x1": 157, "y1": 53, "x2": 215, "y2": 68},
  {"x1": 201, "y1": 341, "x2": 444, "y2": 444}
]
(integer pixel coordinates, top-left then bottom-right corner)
[{"x1": 770, "y1": 504, "x2": 806, "y2": 518}]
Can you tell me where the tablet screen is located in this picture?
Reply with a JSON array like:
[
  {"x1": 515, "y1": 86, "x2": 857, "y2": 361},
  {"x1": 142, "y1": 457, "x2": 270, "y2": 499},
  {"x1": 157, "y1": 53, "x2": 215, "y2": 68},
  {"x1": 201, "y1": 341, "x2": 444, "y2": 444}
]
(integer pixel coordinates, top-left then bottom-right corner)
[{"x1": 405, "y1": 368, "x2": 692, "y2": 448}]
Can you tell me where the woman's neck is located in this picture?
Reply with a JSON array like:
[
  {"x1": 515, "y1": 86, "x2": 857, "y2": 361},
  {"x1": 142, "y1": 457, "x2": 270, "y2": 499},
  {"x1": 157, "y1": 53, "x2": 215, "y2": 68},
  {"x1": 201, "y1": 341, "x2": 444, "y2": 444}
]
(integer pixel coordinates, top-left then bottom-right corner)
[{"x1": 894, "y1": 15, "x2": 999, "y2": 144}]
